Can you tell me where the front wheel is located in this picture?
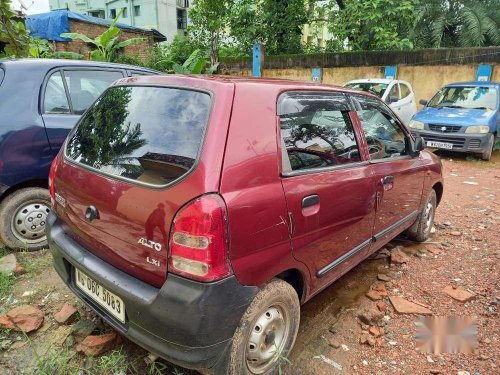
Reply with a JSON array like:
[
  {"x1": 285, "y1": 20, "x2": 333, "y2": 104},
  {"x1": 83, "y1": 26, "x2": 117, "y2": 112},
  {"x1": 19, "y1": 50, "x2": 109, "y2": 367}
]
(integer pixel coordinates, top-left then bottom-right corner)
[
  {"x1": 0, "y1": 188, "x2": 51, "y2": 251},
  {"x1": 480, "y1": 133, "x2": 495, "y2": 161},
  {"x1": 224, "y1": 279, "x2": 300, "y2": 375},
  {"x1": 406, "y1": 189, "x2": 437, "y2": 242}
]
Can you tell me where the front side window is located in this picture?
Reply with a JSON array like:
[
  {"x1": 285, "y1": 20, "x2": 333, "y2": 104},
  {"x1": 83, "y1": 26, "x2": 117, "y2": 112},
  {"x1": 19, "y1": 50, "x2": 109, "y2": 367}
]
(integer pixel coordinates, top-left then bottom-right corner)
[
  {"x1": 44, "y1": 72, "x2": 70, "y2": 114},
  {"x1": 66, "y1": 86, "x2": 211, "y2": 186},
  {"x1": 352, "y1": 94, "x2": 408, "y2": 160},
  {"x1": 64, "y1": 70, "x2": 123, "y2": 114},
  {"x1": 279, "y1": 92, "x2": 361, "y2": 173},
  {"x1": 428, "y1": 86, "x2": 497, "y2": 111}
]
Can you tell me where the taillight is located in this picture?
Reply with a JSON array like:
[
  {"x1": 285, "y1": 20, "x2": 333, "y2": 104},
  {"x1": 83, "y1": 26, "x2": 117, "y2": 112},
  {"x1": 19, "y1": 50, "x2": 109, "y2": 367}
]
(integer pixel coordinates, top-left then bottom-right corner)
[
  {"x1": 48, "y1": 153, "x2": 62, "y2": 209},
  {"x1": 168, "y1": 194, "x2": 232, "y2": 282}
]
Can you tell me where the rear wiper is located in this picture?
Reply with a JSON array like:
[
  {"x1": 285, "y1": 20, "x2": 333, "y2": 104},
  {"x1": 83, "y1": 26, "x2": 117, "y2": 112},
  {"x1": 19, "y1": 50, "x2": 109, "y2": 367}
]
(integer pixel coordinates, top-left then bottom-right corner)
[
  {"x1": 472, "y1": 107, "x2": 491, "y2": 110},
  {"x1": 439, "y1": 105, "x2": 465, "y2": 109}
]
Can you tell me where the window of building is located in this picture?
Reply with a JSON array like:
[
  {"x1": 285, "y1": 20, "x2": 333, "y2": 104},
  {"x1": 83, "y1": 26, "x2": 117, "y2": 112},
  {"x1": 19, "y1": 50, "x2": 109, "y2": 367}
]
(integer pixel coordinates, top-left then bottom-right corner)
[
  {"x1": 109, "y1": 8, "x2": 116, "y2": 19},
  {"x1": 122, "y1": 7, "x2": 128, "y2": 18},
  {"x1": 89, "y1": 10, "x2": 105, "y2": 18},
  {"x1": 278, "y1": 92, "x2": 361, "y2": 173},
  {"x1": 177, "y1": 8, "x2": 187, "y2": 30},
  {"x1": 134, "y1": 5, "x2": 140, "y2": 16}
]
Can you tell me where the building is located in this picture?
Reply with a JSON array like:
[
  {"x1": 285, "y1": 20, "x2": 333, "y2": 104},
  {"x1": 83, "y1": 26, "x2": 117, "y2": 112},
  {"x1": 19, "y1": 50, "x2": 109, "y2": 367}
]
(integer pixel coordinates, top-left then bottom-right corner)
[{"x1": 48, "y1": 0, "x2": 189, "y2": 43}]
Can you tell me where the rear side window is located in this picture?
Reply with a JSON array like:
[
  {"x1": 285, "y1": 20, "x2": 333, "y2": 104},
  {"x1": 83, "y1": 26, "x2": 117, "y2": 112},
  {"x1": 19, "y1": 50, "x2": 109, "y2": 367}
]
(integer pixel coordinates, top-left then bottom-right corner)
[
  {"x1": 400, "y1": 83, "x2": 411, "y2": 99},
  {"x1": 278, "y1": 91, "x2": 361, "y2": 173},
  {"x1": 44, "y1": 72, "x2": 70, "y2": 114},
  {"x1": 66, "y1": 86, "x2": 211, "y2": 186},
  {"x1": 64, "y1": 70, "x2": 123, "y2": 114}
]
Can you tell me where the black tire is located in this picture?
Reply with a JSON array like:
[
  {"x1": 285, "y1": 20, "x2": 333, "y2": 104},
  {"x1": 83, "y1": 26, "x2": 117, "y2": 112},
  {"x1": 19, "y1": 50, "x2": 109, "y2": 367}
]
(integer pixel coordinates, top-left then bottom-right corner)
[
  {"x1": 0, "y1": 188, "x2": 51, "y2": 251},
  {"x1": 481, "y1": 134, "x2": 495, "y2": 161},
  {"x1": 223, "y1": 279, "x2": 300, "y2": 375},
  {"x1": 406, "y1": 189, "x2": 437, "y2": 242}
]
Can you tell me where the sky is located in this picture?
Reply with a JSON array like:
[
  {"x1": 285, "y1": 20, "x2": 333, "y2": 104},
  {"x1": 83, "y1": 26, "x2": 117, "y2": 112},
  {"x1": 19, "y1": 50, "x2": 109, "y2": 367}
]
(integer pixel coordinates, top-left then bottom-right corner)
[{"x1": 10, "y1": 0, "x2": 50, "y2": 15}]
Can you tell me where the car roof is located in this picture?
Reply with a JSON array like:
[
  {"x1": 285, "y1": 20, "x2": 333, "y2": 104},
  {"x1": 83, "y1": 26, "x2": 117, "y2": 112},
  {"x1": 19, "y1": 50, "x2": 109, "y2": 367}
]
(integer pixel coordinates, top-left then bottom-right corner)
[
  {"x1": 113, "y1": 74, "x2": 382, "y2": 99},
  {"x1": 0, "y1": 58, "x2": 159, "y2": 73},
  {"x1": 445, "y1": 81, "x2": 500, "y2": 88}
]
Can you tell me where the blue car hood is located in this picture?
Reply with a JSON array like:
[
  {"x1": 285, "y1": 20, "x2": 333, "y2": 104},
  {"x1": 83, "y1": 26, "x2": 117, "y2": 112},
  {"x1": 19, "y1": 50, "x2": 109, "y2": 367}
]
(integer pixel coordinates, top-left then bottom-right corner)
[{"x1": 414, "y1": 107, "x2": 495, "y2": 126}]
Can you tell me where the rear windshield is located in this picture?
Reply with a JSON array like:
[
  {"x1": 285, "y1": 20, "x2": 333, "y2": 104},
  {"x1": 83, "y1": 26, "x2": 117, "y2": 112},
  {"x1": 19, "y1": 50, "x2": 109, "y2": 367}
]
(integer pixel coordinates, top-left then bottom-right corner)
[{"x1": 65, "y1": 86, "x2": 211, "y2": 186}]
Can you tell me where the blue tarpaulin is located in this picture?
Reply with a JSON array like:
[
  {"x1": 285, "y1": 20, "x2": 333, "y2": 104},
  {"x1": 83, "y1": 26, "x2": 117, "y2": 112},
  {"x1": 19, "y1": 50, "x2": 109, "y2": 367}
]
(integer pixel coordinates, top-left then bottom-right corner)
[{"x1": 26, "y1": 10, "x2": 155, "y2": 42}]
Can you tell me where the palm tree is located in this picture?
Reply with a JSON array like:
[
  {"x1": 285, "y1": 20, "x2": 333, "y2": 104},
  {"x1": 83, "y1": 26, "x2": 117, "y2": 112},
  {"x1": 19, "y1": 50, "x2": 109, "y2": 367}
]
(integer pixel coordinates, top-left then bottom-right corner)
[{"x1": 411, "y1": 0, "x2": 500, "y2": 48}]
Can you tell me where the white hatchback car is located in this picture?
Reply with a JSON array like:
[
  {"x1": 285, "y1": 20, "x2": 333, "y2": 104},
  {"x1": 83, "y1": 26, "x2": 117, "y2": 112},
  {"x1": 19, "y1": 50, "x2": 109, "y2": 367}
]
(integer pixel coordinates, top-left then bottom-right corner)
[{"x1": 344, "y1": 79, "x2": 417, "y2": 125}]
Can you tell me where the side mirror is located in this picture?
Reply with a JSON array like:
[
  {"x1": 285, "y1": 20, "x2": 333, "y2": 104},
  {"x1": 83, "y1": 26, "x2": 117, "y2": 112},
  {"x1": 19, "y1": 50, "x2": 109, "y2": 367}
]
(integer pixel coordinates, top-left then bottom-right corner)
[
  {"x1": 413, "y1": 136, "x2": 425, "y2": 156},
  {"x1": 419, "y1": 99, "x2": 428, "y2": 106}
]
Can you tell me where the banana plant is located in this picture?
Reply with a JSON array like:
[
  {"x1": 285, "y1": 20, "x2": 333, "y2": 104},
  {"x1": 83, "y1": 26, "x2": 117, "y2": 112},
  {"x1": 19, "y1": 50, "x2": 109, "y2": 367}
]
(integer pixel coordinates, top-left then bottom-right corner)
[
  {"x1": 61, "y1": 9, "x2": 145, "y2": 62},
  {"x1": 171, "y1": 49, "x2": 219, "y2": 74}
]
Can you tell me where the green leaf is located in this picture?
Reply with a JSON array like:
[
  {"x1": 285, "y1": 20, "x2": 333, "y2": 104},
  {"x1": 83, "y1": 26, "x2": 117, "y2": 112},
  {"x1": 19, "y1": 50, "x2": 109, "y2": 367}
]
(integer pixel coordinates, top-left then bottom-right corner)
[
  {"x1": 114, "y1": 37, "x2": 145, "y2": 49},
  {"x1": 189, "y1": 58, "x2": 207, "y2": 74},
  {"x1": 98, "y1": 26, "x2": 120, "y2": 48},
  {"x1": 204, "y1": 62, "x2": 219, "y2": 74},
  {"x1": 60, "y1": 32, "x2": 94, "y2": 44},
  {"x1": 53, "y1": 51, "x2": 84, "y2": 60},
  {"x1": 90, "y1": 50, "x2": 106, "y2": 61}
]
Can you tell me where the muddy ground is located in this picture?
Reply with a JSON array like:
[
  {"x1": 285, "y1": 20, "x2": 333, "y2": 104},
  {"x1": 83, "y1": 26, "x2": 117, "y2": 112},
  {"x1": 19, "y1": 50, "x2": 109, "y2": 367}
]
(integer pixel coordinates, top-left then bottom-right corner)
[{"x1": 0, "y1": 150, "x2": 498, "y2": 375}]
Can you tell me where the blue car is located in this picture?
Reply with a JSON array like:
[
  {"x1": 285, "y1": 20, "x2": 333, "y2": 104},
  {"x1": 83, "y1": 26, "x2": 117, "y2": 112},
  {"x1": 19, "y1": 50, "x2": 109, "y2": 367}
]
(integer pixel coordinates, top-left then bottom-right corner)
[
  {"x1": 409, "y1": 81, "x2": 499, "y2": 161},
  {"x1": 0, "y1": 59, "x2": 159, "y2": 251}
]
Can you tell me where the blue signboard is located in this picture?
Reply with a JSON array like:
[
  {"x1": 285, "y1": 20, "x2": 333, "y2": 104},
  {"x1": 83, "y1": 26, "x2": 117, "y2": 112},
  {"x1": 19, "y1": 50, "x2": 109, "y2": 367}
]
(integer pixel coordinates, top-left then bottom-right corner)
[
  {"x1": 385, "y1": 66, "x2": 397, "y2": 80},
  {"x1": 312, "y1": 68, "x2": 322, "y2": 82},
  {"x1": 476, "y1": 65, "x2": 492, "y2": 82},
  {"x1": 252, "y1": 44, "x2": 262, "y2": 78}
]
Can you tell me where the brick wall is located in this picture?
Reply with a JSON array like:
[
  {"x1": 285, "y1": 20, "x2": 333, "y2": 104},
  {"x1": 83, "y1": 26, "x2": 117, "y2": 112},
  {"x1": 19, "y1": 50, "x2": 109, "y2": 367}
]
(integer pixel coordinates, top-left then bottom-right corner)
[{"x1": 54, "y1": 20, "x2": 154, "y2": 60}]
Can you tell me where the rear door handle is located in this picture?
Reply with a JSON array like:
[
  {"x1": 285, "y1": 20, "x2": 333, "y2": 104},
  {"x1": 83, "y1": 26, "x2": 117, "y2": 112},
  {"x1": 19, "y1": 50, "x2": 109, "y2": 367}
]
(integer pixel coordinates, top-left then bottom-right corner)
[
  {"x1": 382, "y1": 175, "x2": 394, "y2": 191},
  {"x1": 302, "y1": 194, "x2": 320, "y2": 208}
]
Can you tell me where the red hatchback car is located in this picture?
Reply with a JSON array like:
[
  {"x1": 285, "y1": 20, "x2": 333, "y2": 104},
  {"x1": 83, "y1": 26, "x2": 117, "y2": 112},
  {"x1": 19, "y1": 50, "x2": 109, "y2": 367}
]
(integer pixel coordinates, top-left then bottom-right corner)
[{"x1": 47, "y1": 75, "x2": 443, "y2": 375}]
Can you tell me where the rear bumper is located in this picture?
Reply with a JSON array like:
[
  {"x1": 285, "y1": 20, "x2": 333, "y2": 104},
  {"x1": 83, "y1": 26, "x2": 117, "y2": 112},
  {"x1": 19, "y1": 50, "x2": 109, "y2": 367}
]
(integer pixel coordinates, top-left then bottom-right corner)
[
  {"x1": 411, "y1": 130, "x2": 491, "y2": 153},
  {"x1": 47, "y1": 213, "x2": 258, "y2": 371}
]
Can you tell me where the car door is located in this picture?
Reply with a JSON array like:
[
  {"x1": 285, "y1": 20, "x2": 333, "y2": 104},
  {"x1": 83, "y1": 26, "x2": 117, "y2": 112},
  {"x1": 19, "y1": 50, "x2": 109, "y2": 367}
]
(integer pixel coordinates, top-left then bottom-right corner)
[
  {"x1": 397, "y1": 83, "x2": 417, "y2": 124},
  {"x1": 41, "y1": 68, "x2": 125, "y2": 156},
  {"x1": 350, "y1": 93, "x2": 425, "y2": 248},
  {"x1": 278, "y1": 91, "x2": 377, "y2": 295}
]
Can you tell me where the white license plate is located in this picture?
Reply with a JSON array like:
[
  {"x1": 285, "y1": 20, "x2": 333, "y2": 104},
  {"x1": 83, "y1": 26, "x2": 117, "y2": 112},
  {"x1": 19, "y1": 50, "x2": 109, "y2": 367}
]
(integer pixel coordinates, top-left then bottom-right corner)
[
  {"x1": 75, "y1": 268, "x2": 125, "y2": 323},
  {"x1": 426, "y1": 141, "x2": 453, "y2": 150}
]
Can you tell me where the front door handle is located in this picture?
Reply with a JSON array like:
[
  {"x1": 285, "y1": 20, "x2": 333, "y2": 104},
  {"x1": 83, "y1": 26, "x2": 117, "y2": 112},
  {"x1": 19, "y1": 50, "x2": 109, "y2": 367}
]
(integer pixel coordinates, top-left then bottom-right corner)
[{"x1": 302, "y1": 194, "x2": 320, "y2": 208}]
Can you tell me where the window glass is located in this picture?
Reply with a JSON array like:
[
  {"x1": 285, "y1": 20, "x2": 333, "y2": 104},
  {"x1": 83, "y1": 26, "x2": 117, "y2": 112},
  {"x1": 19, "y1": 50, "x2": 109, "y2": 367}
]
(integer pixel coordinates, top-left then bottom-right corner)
[
  {"x1": 400, "y1": 83, "x2": 411, "y2": 99},
  {"x1": 44, "y1": 72, "x2": 70, "y2": 114},
  {"x1": 110, "y1": 9, "x2": 116, "y2": 18},
  {"x1": 387, "y1": 84, "x2": 400, "y2": 103},
  {"x1": 134, "y1": 5, "x2": 140, "y2": 16},
  {"x1": 0, "y1": 68, "x2": 4, "y2": 86},
  {"x1": 428, "y1": 86, "x2": 497, "y2": 111},
  {"x1": 66, "y1": 86, "x2": 211, "y2": 186},
  {"x1": 278, "y1": 92, "x2": 361, "y2": 172},
  {"x1": 122, "y1": 7, "x2": 127, "y2": 18},
  {"x1": 352, "y1": 94, "x2": 408, "y2": 160},
  {"x1": 64, "y1": 70, "x2": 123, "y2": 115},
  {"x1": 345, "y1": 82, "x2": 388, "y2": 98}
]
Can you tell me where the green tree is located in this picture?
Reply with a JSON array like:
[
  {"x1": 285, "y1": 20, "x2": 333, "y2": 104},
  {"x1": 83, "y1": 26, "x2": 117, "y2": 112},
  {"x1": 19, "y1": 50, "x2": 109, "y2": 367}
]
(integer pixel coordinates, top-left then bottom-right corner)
[
  {"x1": 188, "y1": 0, "x2": 234, "y2": 64},
  {"x1": 0, "y1": 0, "x2": 30, "y2": 57},
  {"x1": 61, "y1": 9, "x2": 144, "y2": 62},
  {"x1": 229, "y1": 0, "x2": 308, "y2": 55},
  {"x1": 66, "y1": 87, "x2": 147, "y2": 168},
  {"x1": 327, "y1": 0, "x2": 418, "y2": 51},
  {"x1": 411, "y1": 0, "x2": 500, "y2": 48}
]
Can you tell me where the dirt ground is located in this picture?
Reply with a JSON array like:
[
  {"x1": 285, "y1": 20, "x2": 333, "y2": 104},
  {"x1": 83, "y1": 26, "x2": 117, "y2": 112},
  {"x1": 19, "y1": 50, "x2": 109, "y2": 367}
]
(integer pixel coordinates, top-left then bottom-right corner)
[{"x1": 0, "y1": 150, "x2": 498, "y2": 375}]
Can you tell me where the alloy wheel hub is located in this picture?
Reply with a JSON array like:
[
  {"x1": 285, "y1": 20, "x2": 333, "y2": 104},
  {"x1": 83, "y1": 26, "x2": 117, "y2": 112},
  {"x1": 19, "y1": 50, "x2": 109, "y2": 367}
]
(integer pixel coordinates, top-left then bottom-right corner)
[{"x1": 12, "y1": 202, "x2": 51, "y2": 244}]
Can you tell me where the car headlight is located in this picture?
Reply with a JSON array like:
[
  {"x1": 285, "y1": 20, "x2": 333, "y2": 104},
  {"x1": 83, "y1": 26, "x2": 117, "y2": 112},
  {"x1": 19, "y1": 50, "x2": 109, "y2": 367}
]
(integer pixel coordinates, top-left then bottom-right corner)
[
  {"x1": 408, "y1": 120, "x2": 425, "y2": 130},
  {"x1": 465, "y1": 125, "x2": 490, "y2": 134}
]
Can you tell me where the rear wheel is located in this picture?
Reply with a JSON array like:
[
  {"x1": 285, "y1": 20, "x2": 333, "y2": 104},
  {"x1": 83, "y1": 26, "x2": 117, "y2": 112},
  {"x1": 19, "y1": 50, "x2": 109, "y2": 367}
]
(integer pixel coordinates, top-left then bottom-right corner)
[
  {"x1": 225, "y1": 279, "x2": 300, "y2": 375},
  {"x1": 0, "y1": 188, "x2": 51, "y2": 251},
  {"x1": 406, "y1": 189, "x2": 437, "y2": 242},
  {"x1": 480, "y1": 134, "x2": 495, "y2": 161}
]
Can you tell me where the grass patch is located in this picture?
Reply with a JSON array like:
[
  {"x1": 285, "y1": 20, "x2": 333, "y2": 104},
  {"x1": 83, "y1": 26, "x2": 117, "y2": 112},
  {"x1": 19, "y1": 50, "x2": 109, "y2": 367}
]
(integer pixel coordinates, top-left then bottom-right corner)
[
  {"x1": 95, "y1": 348, "x2": 129, "y2": 375},
  {"x1": 0, "y1": 272, "x2": 15, "y2": 299},
  {"x1": 22, "y1": 252, "x2": 53, "y2": 277},
  {"x1": 34, "y1": 348, "x2": 81, "y2": 375},
  {"x1": 0, "y1": 246, "x2": 12, "y2": 258}
]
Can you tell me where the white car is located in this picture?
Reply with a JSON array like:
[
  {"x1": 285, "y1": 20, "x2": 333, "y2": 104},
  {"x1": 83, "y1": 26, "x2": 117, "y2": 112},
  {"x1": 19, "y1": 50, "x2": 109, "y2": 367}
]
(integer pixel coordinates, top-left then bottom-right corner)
[{"x1": 344, "y1": 79, "x2": 417, "y2": 125}]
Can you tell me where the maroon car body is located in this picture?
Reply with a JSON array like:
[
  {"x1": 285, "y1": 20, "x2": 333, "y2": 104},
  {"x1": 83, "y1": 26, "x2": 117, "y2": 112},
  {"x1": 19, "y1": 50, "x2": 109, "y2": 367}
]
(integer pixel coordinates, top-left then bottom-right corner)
[{"x1": 48, "y1": 75, "x2": 443, "y2": 374}]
